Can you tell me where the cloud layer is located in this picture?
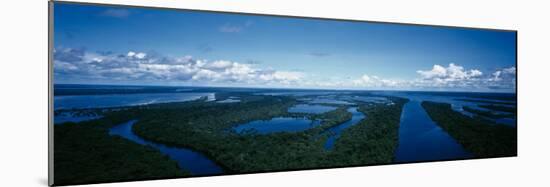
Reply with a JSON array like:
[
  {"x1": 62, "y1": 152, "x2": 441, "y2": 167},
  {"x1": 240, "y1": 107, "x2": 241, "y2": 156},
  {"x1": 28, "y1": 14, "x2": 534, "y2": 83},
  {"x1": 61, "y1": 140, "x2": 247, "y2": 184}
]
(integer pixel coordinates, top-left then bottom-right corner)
[
  {"x1": 54, "y1": 48, "x2": 516, "y2": 92},
  {"x1": 54, "y1": 48, "x2": 303, "y2": 86},
  {"x1": 347, "y1": 63, "x2": 515, "y2": 91}
]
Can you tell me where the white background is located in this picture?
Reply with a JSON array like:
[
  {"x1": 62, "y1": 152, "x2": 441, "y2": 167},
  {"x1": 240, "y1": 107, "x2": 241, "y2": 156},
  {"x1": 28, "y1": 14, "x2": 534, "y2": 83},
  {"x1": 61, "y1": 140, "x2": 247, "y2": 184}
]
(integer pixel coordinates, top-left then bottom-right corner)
[{"x1": 1, "y1": 0, "x2": 549, "y2": 186}]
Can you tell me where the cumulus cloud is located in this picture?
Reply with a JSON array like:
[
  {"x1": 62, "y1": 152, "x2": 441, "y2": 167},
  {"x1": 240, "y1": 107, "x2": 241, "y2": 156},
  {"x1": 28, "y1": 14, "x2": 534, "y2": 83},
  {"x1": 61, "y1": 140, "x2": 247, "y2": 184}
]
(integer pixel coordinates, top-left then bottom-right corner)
[
  {"x1": 490, "y1": 67, "x2": 516, "y2": 82},
  {"x1": 486, "y1": 67, "x2": 516, "y2": 90},
  {"x1": 417, "y1": 63, "x2": 483, "y2": 81},
  {"x1": 127, "y1": 51, "x2": 146, "y2": 59},
  {"x1": 53, "y1": 47, "x2": 303, "y2": 86},
  {"x1": 414, "y1": 63, "x2": 484, "y2": 89}
]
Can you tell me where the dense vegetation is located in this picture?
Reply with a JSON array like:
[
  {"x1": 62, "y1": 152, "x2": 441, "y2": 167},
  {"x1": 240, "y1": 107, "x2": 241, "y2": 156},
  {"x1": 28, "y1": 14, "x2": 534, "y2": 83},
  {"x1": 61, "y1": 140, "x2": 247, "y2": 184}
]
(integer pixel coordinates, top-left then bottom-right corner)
[
  {"x1": 456, "y1": 98, "x2": 515, "y2": 105},
  {"x1": 328, "y1": 97, "x2": 408, "y2": 165},
  {"x1": 54, "y1": 113, "x2": 187, "y2": 186},
  {"x1": 469, "y1": 94, "x2": 517, "y2": 101},
  {"x1": 422, "y1": 101, "x2": 517, "y2": 157},
  {"x1": 132, "y1": 95, "x2": 328, "y2": 172},
  {"x1": 463, "y1": 106, "x2": 515, "y2": 119},
  {"x1": 131, "y1": 94, "x2": 407, "y2": 172},
  {"x1": 54, "y1": 92, "x2": 409, "y2": 184},
  {"x1": 479, "y1": 104, "x2": 517, "y2": 114}
]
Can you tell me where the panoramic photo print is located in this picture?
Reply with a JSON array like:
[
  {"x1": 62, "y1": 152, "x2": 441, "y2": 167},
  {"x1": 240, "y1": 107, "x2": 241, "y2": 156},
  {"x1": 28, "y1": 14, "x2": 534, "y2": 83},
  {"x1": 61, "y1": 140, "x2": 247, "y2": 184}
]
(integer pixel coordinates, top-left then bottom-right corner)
[{"x1": 51, "y1": 2, "x2": 517, "y2": 185}]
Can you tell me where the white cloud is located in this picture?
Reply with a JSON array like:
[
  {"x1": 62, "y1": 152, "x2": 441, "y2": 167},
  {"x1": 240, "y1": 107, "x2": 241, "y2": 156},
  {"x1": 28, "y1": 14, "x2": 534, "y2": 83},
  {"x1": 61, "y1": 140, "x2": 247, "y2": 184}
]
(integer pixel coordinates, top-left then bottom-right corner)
[
  {"x1": 127, "y1": 51, "x2": 136, "y2": 57},
  {"x1": 347, "y1": 63, "x2": 514, "y2": 92},
  {"x1": 416, "y1": 64, "x2": 447, "y2": 79},
  {"x1": 205, "y1": 60, "x2": 234, "y2": 70},
  {"x1": 414, "y1": 63, "x2": 485, "y2": 89},
  {"x1": 486, "y1": 66, "x2": 516, "y2": 90},
  {"x1": 490, "y1": 67, "x2": 516, "y2": 82},
  {"x1": 193, "y1": 69, "x2": 221, "y2": 81},
  {"x1": 417, "y1": 63, "x2": 483, "y2": 81},
  {"x1": 503, "y1": 67, "x2": 516, "y2": 74},
  {"x1": 490, "y1": 71, "x2": 502, "y2": 81},
  {"x1": 271, "y1": 71, "x2": 304, "y2": 84},
  {"x1": 54, "y1": 48, "x2": 515, "y2": 92},
  {"x1": 135, "y1": 52, "x2": 147, "y2": 59},
  {"x1": 127, "y1": 51, "x2": 146, "y2": 59},
  {"x1": 54, "y1": 48, "x2": 303, "y2": 86},
  {"x1": 55, "y1": 61, "x2": 78, "y2": 71}
]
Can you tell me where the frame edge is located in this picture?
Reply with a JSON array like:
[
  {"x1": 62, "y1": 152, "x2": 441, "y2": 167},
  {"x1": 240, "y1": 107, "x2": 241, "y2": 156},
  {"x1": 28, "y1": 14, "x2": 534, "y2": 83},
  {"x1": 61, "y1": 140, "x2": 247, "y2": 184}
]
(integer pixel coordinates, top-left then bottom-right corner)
[{"x1": 48, "y1": 1, "x2": 55, "y2": 186}]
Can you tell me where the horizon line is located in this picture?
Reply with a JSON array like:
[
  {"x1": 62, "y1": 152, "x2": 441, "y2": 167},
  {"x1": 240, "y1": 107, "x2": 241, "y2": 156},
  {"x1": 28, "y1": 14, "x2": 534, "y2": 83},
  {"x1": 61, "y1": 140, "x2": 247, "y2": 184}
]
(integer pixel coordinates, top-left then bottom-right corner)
[{"x1": 53, "y1": 83, "x2": 517, "y2": 94}]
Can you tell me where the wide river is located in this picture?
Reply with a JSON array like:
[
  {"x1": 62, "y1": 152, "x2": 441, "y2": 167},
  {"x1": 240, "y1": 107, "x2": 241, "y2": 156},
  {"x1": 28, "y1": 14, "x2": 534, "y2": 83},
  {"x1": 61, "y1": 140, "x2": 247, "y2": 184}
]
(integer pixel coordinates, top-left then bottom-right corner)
[{"x1": 394, "y1": 100, "x2": 473, "y2": 162}]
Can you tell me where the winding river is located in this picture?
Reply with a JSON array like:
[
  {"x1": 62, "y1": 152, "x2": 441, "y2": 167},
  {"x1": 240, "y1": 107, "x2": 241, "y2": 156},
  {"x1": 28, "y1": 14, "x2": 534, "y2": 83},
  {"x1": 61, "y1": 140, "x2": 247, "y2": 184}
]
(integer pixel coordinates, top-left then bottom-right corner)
[
  {"x1": 107, "y1": 97, "x2": 476, "y2": 171},
  {"x1": 323, "y1": 107, "x2": 366, "y2": 150},
  {"x1": 109, "y1": 120, "x2": 223, "y2": 175}
]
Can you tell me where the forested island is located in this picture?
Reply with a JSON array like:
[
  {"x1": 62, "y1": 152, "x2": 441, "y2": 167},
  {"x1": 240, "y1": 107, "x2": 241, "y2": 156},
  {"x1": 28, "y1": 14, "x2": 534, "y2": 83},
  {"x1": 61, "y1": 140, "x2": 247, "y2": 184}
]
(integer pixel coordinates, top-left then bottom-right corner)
[{"x1": 422, "y1": 101, "x2": 517, "y2": 157}]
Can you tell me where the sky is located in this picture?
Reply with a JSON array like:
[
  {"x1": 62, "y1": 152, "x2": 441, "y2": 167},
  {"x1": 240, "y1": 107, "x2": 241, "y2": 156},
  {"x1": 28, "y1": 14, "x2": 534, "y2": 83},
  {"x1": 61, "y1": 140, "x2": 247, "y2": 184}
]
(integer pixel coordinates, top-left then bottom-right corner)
[{"x1": 53, "y1": 2, "x2": 517, "y2": 92}]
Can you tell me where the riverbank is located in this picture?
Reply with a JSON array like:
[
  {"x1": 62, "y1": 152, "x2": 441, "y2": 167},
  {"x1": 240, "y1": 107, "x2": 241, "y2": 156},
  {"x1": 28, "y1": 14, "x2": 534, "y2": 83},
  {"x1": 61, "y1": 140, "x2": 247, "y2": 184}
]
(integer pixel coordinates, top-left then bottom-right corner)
[
  {"x1": 53, "y1": 116, "x2": 187, "y2": 186},
  {"x1": 421, "y1": 101, "x2": 517, "y2": 157}
]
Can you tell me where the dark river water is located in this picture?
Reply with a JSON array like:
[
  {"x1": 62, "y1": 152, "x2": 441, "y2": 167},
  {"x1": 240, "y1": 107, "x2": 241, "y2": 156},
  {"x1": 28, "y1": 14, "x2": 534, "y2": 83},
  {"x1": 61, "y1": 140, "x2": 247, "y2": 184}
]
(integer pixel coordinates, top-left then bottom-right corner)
[
  {"x1": 109, "y1": 120, "x2": 223, "y2": 175},
  {"x1": 394, "y1": 100, "x2": 473, "y2": 162}
]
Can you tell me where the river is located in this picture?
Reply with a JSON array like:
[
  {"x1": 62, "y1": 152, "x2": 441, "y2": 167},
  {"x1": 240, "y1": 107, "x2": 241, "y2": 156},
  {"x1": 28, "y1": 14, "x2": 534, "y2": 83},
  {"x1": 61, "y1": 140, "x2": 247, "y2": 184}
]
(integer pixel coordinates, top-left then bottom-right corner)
[
  {"x1": 109, "y1": 120, "x2": 223, "y2": 175},
  {"x1": 394, "y1": 100, "x2": 473, "y2": 162},
  {"x1": 323, "y1": 107, "x2": 366, "y2": 150}
]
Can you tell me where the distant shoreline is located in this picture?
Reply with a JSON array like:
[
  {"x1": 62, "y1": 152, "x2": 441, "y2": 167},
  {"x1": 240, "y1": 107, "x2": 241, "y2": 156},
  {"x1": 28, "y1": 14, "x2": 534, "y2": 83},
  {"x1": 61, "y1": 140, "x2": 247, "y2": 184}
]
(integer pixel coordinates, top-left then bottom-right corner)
[{"x1": 53, "y1": 83, "x2": 517, "y2": 95}]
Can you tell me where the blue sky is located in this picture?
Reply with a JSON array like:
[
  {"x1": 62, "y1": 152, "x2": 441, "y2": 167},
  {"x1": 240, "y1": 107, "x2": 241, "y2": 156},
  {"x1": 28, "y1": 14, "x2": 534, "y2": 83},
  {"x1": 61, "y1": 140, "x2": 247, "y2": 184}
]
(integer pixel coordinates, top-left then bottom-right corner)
[{"x1": 53, "y1": 2, "x2": 517, "y2": 92}]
